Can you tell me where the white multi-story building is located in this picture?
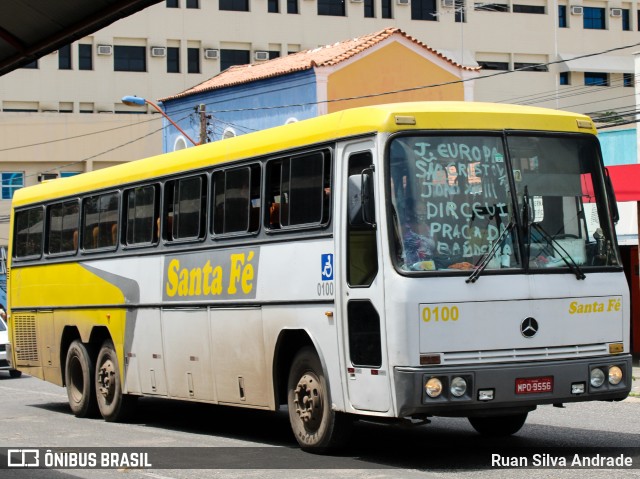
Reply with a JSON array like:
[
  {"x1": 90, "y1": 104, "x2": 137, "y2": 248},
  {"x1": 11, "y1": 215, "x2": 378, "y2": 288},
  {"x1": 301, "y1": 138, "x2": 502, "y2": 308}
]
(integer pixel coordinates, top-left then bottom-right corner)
[{"x1": 0, "y1": 0, "x2": 637, "y2": 242}]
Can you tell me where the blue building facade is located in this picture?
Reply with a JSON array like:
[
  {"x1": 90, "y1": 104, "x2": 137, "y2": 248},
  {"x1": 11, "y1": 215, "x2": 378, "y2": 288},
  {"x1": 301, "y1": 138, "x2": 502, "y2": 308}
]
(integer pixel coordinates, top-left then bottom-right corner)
[{"x1": 160, "y1": 70, "x2": 318, "y2": 152}]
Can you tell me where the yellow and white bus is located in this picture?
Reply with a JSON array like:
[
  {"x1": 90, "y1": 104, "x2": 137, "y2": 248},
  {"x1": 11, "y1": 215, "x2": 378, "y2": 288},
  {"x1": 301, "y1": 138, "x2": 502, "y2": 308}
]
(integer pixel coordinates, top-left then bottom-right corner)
[{"x1": 7, "y1": 102, "x2": 631, "y2": 449}]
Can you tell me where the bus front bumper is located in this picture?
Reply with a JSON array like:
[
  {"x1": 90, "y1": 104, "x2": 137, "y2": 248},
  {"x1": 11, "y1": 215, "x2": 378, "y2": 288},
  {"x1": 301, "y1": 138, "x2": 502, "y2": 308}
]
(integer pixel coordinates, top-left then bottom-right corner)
[{"x1": 394, "y1": 355, "x2": 632, "y2": 417}]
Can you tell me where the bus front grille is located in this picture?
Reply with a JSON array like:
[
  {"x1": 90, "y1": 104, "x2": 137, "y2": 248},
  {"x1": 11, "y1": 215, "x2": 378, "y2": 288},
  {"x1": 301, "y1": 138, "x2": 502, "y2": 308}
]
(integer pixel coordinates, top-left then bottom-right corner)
[
  {"x1": 442, "y1": 343, "x2": 608, "y2": 364},
  {"x1": 13, "y1": 314, "x2": 39, "y2": 364}
]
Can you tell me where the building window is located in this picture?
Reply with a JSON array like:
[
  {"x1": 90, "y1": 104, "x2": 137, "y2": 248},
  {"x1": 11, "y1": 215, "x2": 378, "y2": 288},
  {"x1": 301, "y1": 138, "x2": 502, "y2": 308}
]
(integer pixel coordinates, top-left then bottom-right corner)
[
  {"x1": 512, "y1": 4, "x2": 544, "y2": 13},
  {"x1": 622, "y1": 9, "x2": 630, "y2": 30},
  {"x1": 221, "y1": 49, "x2": 250, "y2": 71},
  {"x1": 1, "y1": 172, "x2": 24, "y2": 200},
  {"x1": 318, "y1": 0, "x2": 345, "y2": 16},
  {"x1": 381, "y1": 0, "x2": 392, "y2": 18},
  {"x1": 59, "y1": 44, "x2": 72, "y2": 70},
  {"x1": 584, "y1": 72, "x2": 609, "y2": 86},
  {"x1": 114, "y1": 46, "x2": 146, "y2": 72},
  {"x1": 166, "y1": 0, "x2": 179, "y2": 6},
  {"x1": 623, "y1": 73, "x2": 634, "y2": 87},
  {"x1": 186, "y1": 0, "x2": 199, "y2": 7},
  {"x1": 455, "y1": 0, "x2": 466, "y2": 22},
  {"x1": 269, "y1": 0, "x2": 279, "y2": 12},
  {"x1": 583, "y1": 7, "x2": 605, "y2": 29},
  {"x1": 287, "y1": 0, "x2": 298, "y2": 13},
  {"x1": 474, "y1": 3, "x2": 508, "y2": 11},
  {"x1": 269, "y1": 51, "x2": 280, "y2": 59},
  {"x1": 478, "y1": 61, "x2": 509, "y2": 70},
  {"x1": 220, "y1": 0, "x2": 249, "y2": 11},
  {"x1": 20, "y1": 60, "x2": 37, "y2": 69},
  {"x1": 167, "y1": 47, "x2": 180, "y2": 73},
  {"x1": 60, "y1": 172, "x2": 81, "y2": 178},
  {"x1": 514, "y1": 62, "x2": 548, "y2": 72},
  {"x1": 188, "y1": 47, "x2": 200, "y2": 73},
  {"x1": 559, "y1": 72, "x2": 570, "y2": 85},
  {"x1": 364, "y1": 0, "x2": 375, "y2": 17},
  {"x1": 558, "y1": 5, "x2": 567, "y2": 27},
  {"x1": 412, "y1": 0, "x2": 437, "y2": 20},
  {"x1": 79, "y1": 44, "x2": 92, "y2": 70}
]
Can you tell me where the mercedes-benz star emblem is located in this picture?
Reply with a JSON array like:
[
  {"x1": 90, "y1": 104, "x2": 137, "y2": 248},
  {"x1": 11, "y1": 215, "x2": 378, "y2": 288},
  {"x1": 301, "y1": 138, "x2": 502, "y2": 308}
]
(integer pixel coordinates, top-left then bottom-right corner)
[{"x1": 520, "y1": 317, "x2": 539, "y2": 338}]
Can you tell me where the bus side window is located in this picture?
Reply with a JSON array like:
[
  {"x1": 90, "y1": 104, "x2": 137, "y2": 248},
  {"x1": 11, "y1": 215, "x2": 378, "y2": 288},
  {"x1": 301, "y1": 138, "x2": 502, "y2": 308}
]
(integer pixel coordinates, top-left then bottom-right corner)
[
  {"x1": 164, "y1": 175, "x2": 206, "y2": 242},
  {"x1": 14, "y1": 207, "x2": 44, "y2": 259},
  {"x1": 212, "y1": 164, "x2": 260, "y2": 235},
  {"x1": 265, "y1": 151, "x2": 331, "y2": 230},
  {"x1": 347, "y1": 151, "x2": 377, "y2": 286},
  {"x1": 82, "y1": 192, "x2": 119, "y2": 251}
]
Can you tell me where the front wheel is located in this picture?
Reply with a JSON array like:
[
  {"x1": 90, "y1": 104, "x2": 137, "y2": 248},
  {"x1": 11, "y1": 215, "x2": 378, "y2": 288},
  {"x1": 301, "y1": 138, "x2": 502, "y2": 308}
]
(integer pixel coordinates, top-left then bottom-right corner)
[
  {"x1": 287, "y1": 347, "x2": 352, "y2": 450},
  {"x1": 95, "y1": 340, "x2": 136, "y2": 422},
  {"x1": 468, "y1": 412, "x2": 528, "y2": 436},
  {"x1": 9, "y1": 369, "x2": 22, "y2": 378}
]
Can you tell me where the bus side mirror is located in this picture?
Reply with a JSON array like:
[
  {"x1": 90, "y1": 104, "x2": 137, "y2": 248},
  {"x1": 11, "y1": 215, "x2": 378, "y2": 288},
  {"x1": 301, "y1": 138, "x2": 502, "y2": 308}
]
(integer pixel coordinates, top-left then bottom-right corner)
[
  {"x1": 348, "y1": 168, "x2": 376, "y2": 227},
  {"x1": 604, "y1": 168, "x2": 619, "y2": 224}
]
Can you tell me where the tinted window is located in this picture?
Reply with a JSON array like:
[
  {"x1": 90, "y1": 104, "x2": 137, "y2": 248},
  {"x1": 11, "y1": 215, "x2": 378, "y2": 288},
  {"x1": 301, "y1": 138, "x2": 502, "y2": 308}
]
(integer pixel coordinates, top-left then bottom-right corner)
[
  {"x1": 125, "y1": 185, "x2": 158, "y2": 245},
  {"x1": 266, "y1": 151, "x2": 331, "y2": 229},
  {"x1": 83, "y1": 193, "x2": 119, "y2": 250},
  {"x1": 164, "y1": 176, "x2": 206, "y2": 241},
  {"x1": 213, "y1": 164, "x2": 261, "y2": 235},
  {"x1": 47, "y1": 201, "x2": 79, "y2": 254},
  {"x1": 14, "y1": 207, "x2": 43, "y2": 258}
]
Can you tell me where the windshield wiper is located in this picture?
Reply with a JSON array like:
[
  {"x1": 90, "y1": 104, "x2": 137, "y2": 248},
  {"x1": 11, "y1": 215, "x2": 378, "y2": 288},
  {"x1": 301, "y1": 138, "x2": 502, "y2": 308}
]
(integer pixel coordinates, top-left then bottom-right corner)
[
  {"x1": 530, "y1": 222, "x2": 586, "y2": 280},
  {"x1": 466, "y1": 220, "x2": 515, "y2": 284}
]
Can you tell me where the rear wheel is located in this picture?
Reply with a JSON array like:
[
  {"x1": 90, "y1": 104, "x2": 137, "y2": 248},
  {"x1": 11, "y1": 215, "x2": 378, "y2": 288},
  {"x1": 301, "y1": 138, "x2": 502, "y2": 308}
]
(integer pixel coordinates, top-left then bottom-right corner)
[
  {"x1": 65, "y1": 340, "x2": 98, "y2": 417},
  {"x1": 468, "y1": 412, "x2": 528, "y2": 436},
  {"x1": 287, "y1": 347, "x2": 352, "y2": 450},
  {"x1": 95, "y1": 340, "x2": 136, "y2": 422},
  {"x1": 9, "y1": 369, "x2": 22, "y2": 378}
]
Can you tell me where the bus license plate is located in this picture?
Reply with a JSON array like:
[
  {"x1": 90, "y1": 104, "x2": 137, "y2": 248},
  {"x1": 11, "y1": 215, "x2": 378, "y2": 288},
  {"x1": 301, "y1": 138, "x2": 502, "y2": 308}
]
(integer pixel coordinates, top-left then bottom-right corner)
[{"x1": 515, "y1": 376, "x2": 553, "y2": 394}]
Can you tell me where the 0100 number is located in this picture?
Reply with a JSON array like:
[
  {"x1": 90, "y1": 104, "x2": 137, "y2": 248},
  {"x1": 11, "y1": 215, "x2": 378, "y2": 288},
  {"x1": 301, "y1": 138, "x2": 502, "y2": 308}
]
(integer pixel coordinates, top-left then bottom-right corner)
[{"x1": 422, "y1": 305, "x2": 459, "y2": 323}]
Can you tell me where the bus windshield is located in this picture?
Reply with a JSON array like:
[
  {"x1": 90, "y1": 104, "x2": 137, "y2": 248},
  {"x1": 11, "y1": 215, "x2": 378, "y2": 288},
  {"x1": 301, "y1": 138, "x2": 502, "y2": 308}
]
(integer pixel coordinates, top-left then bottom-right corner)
[{"x1": 389, "y1": 133, "x2": 619, "y2": 274}]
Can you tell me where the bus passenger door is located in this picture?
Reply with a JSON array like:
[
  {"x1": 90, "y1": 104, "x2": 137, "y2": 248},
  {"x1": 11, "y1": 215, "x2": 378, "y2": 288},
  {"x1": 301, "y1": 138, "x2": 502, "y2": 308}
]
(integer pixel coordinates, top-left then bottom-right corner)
[{"x1": 340, "y1": 145, "x2": 391, "y2": 413}]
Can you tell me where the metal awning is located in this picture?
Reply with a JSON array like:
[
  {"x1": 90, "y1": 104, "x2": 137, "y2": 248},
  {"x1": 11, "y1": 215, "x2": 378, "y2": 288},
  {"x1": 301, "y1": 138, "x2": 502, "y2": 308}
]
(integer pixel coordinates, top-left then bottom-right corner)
[
  {"x1": 0, "y1": 0, "x2": 162, "y2": 77},
  {"x1": 558, "y1": 53, "x2": 634, "y2": 74}
]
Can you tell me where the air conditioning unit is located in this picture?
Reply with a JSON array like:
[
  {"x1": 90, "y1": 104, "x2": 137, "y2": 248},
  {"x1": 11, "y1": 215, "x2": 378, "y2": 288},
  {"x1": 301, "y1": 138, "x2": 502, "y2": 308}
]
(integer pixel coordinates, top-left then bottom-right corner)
[
  {"x1": 97, "y1": 45, "x2": 113, "y2": 56},
  {"x1": 254, "y1": 51, "x2": 269, "y2": 61},
  {"x1": 397, "y1": 0, "x2": 410, "y2": 5},
  {"x1": 570, "y1": 5, "x2": 583, "y2": 15},
  {"x1": 204, "y1": 48, "x2": 219, "y2": 60},
  {"x1": 610, "y1": 8, "x2": 622, "y2": 17},
  {"x1": 38, "y1": 173, "x2": 58, "y2": 183},
  {"x1": 442, "y1": 0, "x2": 455, "y2": 7},
  {"x1": 150, "y1": 47, "x2": 166, "y2": 57}
]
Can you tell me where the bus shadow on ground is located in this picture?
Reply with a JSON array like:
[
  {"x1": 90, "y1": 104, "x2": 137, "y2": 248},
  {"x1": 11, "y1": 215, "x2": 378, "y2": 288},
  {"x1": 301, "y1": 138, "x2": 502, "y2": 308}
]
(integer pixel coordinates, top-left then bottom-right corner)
[{"x1": 30, "y1": 397, "x2": 640, "y2": 470}]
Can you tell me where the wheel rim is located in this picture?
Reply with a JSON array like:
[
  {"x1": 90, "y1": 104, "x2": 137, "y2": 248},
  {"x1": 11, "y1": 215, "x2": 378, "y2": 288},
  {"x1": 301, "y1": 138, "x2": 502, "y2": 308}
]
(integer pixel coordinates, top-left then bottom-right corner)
[
  {"x1": 293, "y1": 372, "x2": 323, "y2": 432},
  {"x1": 97, "y1": 355, "x2": 116, "y2": 404}
]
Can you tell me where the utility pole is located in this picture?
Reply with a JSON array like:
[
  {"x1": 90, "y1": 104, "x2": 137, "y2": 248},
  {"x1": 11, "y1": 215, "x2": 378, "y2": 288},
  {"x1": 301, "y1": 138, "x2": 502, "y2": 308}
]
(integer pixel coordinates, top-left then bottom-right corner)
[{"x1": 199, "y1": 104, "x2": 208, "y2": 144}]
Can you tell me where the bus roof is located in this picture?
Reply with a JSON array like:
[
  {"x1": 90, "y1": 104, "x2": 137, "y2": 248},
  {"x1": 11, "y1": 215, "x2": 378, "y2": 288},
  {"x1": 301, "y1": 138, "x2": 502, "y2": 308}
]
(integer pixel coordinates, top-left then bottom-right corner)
[{"x1": 11, "y1": 101, "x2": 596, "y2": 207}]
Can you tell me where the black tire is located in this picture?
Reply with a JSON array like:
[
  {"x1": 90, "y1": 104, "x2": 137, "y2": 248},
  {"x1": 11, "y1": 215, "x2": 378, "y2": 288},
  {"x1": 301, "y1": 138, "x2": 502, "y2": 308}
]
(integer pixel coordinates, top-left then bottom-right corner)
[
  {"x1": 468, "y1": 412, "x2": 528, "y2": 436},
  {"x1": 287, "y1": 346, "x2": 352, "y2": 450},
  {"x1": 65, "y1": 340, "x2": 98, "y2": 417},
  {"x1": 8, "y1": 369, "x2": 22, "y2": 378},
  {"x1": 95, "y1": 339, "x2": 136, "y2": 422}
]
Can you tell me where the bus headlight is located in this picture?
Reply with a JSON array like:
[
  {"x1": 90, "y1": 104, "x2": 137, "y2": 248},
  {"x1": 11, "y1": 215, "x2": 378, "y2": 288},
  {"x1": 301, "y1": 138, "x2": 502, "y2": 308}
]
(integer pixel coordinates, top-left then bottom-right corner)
[
  {"x1": 608, "y1": 366, "x2": 623, "y2": 385},
  {"x1": 590, "y1": 368, "x2": 605, "y2": 388},
  {"x1": 450, "y1": 377, "x2": 467, "y2": 397},
  {"x1": 425, "y1": 377, "x2": 443, "y2": 398}
]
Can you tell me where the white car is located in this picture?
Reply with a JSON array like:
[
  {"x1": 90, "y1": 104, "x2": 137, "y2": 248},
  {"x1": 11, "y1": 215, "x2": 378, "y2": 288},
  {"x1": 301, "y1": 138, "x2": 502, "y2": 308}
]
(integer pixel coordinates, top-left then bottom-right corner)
[{"x1": 0, "y1": 317, "x2": 22, "y2": 378}]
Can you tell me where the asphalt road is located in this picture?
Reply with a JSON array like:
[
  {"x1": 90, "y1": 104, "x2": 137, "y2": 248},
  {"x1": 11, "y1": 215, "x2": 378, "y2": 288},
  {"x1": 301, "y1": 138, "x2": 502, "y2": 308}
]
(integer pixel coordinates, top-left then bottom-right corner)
[{"x1": 0, "y1": 371, "x2": 638, "y2": 479}]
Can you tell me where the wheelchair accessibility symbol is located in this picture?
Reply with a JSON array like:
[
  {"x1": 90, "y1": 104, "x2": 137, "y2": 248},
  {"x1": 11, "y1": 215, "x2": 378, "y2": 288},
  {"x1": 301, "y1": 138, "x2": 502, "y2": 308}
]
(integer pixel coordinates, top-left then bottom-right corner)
[{"x1": 321, "y1": 254, "x2": 333, "y2": 281}]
